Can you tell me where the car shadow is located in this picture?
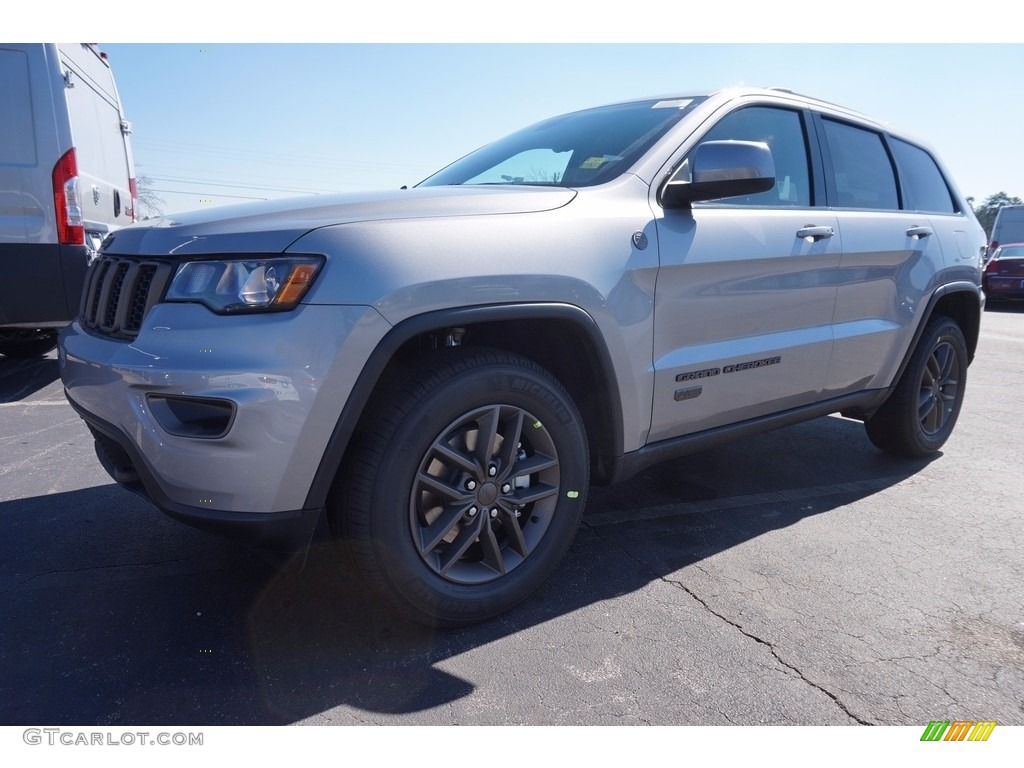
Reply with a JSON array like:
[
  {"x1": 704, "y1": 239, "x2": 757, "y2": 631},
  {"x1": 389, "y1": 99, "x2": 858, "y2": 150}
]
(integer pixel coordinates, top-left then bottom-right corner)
[
  {"x1": 984, "y1": 300, "x2": 1024, "y2": 314},
  {"x1": 0, "y1": 353, "x2": 61, "y2": 403},
  {"x1": 0, "y1": 415, "x2": 935, "y2": 725}
]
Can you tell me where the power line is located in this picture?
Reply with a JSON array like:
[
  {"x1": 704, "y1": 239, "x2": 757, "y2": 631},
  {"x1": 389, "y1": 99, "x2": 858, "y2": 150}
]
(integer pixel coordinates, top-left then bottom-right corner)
[
  {"x1": 133, "y1": 137, "x2": 433, "y2": 173},
  {"x1": 148, "y1": 189, "x2": 270, "y2": 201},
  {"x1": 147, "y1": 175, "x2": 333, "y2": 195}
]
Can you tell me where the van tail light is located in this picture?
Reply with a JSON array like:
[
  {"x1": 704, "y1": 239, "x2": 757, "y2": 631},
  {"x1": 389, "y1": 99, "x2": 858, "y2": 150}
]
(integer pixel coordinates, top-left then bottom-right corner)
[
  {"x1": 128, "y1": 176, "x2": 137, "y2": 222},
  {"x1": 985, "y1": 257, "x2": 1000, "y2": 275},
  {"x1": 52, "y1": 148, "x2": 84, "y2": 245}
]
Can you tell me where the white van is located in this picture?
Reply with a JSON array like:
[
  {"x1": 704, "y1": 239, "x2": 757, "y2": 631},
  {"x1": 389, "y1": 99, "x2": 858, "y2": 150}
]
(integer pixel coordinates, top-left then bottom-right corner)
[
  {"x1": 990, "y1": 204, "x2": 1024, "y2": 254},
  {"x1": 0, "y1": 43, "x2": 135, "y2": 358}
]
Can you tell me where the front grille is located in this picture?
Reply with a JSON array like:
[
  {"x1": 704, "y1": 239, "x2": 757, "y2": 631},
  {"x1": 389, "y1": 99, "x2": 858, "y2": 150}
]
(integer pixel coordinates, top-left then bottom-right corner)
[
  {"x1": 81, "y1": 256, "x2": 174, "y2": 339},
  {"x1": 127, "y1": 265, "x2": 158, "y2": 330}
]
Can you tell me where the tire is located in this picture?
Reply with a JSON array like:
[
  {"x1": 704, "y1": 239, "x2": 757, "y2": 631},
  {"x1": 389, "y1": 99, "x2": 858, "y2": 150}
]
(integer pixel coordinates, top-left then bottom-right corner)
[
  {"x1": 864, "y1": 316, "x2": 968, "y2": 458},
  {"x1": 0, "y1": 329, "x2": 59, "y2": 359},
  {"x1": 331, "y1": 348, "x2": 589, "y2": 626}
]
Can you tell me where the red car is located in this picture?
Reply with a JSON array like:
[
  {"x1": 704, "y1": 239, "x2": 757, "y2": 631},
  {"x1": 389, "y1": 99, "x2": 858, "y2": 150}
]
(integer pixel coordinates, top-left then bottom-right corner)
[{"x1": 983, "y1": 243, "x2": 1024, "y2": 301}]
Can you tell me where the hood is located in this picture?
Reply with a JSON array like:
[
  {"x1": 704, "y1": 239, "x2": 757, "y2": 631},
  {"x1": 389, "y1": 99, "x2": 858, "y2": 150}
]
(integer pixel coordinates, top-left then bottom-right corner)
[{"x1": 101, "y1": 186, "x2": 577, "y2": 257}]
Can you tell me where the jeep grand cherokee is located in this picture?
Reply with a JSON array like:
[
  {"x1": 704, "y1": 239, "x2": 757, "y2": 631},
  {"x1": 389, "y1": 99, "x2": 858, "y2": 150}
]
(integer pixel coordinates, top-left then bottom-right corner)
[{"x1": 59, "y1": 88, "x2": 987, "y2": 625}]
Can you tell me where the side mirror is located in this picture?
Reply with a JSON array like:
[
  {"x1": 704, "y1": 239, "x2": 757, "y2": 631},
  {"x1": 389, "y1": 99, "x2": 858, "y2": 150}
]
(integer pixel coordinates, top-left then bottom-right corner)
[{"x1": 662, "y1": 140, "x2": 776, "y2": 208}]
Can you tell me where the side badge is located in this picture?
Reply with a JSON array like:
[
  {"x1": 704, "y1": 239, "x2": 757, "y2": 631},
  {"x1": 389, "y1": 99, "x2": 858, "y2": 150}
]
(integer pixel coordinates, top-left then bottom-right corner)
[
  {"x1": 674, "y1": 386, "x2": 703, "y2": 402},
  {"x1": 632, "y1": 231, "x2": 648, "y2": 250}
]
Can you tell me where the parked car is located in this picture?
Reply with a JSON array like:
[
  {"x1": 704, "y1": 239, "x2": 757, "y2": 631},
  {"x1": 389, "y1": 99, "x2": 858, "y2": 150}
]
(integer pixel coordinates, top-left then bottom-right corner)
[
  {"x1": 983, "y1": 243, "x2": 1024, "y2": 301},
  {"x1": 59, "y1": 87, "x2": 986, "y2": 625},
  {"x1": 0, "y1": 43, "x2": 135, "y2": 358}
]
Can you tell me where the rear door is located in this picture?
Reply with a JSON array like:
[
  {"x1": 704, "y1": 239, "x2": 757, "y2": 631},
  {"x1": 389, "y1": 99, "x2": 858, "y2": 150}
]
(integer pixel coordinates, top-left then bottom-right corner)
[
  {"x1": 0, "y1": 45, "x2": 71, "y2": 325},
  {"x1": 0, "y1": 46, "x2": 44, "y2": 245},
  {"x1": 58, "y1": 44, "x2": 134, "y2": 253},
  {"x1": 815, "y1": 116, "x2": 947, "y2": 396}
]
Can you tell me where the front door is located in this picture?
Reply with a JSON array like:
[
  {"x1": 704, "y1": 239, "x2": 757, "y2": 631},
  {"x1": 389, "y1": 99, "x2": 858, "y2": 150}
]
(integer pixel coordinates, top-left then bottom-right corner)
[{"x1": 650, "y1": 105, "x2": 841, "y2": 442}]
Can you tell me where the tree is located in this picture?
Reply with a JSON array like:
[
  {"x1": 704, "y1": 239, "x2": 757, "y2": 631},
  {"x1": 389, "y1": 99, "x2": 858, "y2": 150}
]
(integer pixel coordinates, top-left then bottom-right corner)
[
  {"x1": 967, "y1": 192, "x2": 1022, "y2": 239},
  {"x1": 526, "y1": 166, "x2": 562, "y2": 184},
  {"x1": 134, "y1": 173, "x2": 165, "y2": 219}
]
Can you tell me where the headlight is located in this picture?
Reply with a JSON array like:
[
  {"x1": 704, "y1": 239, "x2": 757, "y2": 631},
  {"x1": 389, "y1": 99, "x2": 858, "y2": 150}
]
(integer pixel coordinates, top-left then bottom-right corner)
[{"x1": 165, "y1": 256, "x2": 323, "y2": 313}]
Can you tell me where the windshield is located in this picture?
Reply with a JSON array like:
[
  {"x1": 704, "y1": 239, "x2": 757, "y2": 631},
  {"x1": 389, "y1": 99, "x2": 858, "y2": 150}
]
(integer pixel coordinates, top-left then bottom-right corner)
[{"x1": 418, "y1": 97, "x2": 705, "y2": 189}]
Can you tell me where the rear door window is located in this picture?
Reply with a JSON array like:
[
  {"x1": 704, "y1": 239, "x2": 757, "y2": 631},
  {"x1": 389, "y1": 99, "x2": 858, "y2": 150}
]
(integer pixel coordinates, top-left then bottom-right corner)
[{"x1": 821, "y1": 118, "x2": 899, "y2": 210}]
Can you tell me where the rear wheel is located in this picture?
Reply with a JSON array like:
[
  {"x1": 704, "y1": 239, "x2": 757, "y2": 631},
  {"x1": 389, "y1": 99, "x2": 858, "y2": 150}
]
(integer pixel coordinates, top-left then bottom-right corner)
[
  {"x1": 331, "y1": 349, "x2": 589, "y2": 626},
  {"x1": 864, "y1": 316, "x2": 967, "y2": 457},
  {"x1": 0, "y1": 329, "x2": 59, "y2": 359}
]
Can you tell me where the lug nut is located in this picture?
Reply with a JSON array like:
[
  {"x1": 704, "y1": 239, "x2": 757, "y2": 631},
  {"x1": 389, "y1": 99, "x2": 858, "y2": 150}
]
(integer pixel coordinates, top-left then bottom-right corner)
[
  {"x1": 501, "y1": 483, "x2": 511, "y2": 494},
  {"x1": 488, "y1": 465, "x2": 497, "y2": 477},
  {"x1": 465, "y1": 479, "x2": 477, "y2": 491},
  {"x1": 489, "y1": 509, "x2": 498, "y2": 519},
  {"x1": 467, "y1": 506, "x2": 478, "y2": 517}
]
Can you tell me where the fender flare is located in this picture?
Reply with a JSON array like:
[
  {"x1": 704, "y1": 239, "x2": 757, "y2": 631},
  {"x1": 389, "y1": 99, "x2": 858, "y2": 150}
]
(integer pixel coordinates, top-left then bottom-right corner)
[
  {"x1": 891, "y1": 281, "x2": 983, "y2": 387},
  {"x1": 303, "y1": 302, "x2": 624, "y2": 510}
]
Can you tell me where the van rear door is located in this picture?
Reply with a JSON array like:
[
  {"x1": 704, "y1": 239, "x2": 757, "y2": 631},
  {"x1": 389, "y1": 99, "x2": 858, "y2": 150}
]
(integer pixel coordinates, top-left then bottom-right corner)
[
  {"x1": 58, "y1": 44, "x2": 134, "y2": 255},
  {"x1": 991, "y1": 205, "x2": 1024, "y2": 252}
]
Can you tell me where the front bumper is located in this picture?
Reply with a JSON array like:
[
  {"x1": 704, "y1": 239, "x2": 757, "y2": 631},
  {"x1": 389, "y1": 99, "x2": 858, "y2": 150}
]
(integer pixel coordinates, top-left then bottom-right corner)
[
  {"x1": 70, "y1": 397, "x2": 321, "y2": 553},
  {"x1": 59, "y1": 301, "x2": 391, "y2": 551}
]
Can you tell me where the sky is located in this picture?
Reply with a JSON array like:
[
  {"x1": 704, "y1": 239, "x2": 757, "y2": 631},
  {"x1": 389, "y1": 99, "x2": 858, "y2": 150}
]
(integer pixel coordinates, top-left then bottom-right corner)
[
  {"x1": 98, "y1": 42, "x2": 1023, "y2": 217},
  {"x1": 13, "y1": 7, "x2": 1024, "y2": 218}
]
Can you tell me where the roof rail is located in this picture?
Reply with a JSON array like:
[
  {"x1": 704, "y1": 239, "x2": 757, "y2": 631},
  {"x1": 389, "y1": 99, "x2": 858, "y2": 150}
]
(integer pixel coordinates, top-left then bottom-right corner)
[{"x1": 763, "y1": 86, "x2": 873, "y2": 120}]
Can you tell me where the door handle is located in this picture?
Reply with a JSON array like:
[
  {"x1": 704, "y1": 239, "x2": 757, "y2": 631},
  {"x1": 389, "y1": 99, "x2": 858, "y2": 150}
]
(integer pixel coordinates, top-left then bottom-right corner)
[
  {"x1": 796, "y1": 225, "x2": 834, "y2": 241},
  {"x1": 907, "y1": 226, "x2": 933, "y2": 239}
]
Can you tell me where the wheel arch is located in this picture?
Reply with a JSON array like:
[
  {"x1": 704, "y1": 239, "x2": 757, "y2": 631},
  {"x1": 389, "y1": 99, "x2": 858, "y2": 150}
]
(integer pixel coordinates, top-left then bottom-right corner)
[
  {"x1": 893, "y1": 282, "x2": 982, "y2": 386},
  {"x1": 928, "y1": 283, "x2": 982, "y2": 364},
  {"x1": 863, "y1": 312, "x2": 969, "y2": 457},
  {"x1": 843, "y1": 282, "x2": 981, "y2": 424},
  {"x1": 303, "y1": 303, "x2": 625, "y2": 511}
]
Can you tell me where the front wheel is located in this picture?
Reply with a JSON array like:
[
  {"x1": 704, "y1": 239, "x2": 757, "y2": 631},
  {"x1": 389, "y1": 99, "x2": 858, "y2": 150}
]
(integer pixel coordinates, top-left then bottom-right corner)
[
  {"x1": 332, "y1": 349, "x2": 590, "y2": 626},
  {"x1": 864, "y1": 316, "x2": 968, "y2": 457}
]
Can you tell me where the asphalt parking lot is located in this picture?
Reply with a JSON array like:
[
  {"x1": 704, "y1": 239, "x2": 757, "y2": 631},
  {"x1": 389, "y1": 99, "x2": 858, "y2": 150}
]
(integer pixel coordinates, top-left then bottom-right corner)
[{"x1": 1, "y1": 307, "x2": 1022, "y2": 726}]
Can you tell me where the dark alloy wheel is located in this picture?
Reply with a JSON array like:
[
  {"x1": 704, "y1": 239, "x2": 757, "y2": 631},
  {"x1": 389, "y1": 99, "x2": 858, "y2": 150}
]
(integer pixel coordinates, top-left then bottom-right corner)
[
  {"x1": 332, "y1": 348, "x2": 589, "y2": 626},
  {"x1": 865, "y1": 316, "x2": 968, "y2": 457},
  {"x1": 916, "y1": 338, "x2": 962, "y2": 437},
  {"x1": 410, "y1": 403, "x2": 562, "y2": 585}
]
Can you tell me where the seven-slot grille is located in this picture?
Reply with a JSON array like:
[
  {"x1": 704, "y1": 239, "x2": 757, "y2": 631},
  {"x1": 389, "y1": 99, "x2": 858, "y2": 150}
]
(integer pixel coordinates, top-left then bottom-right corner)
[{"x1": 81, "y1": 256, "x2": 175, "y2": 339}]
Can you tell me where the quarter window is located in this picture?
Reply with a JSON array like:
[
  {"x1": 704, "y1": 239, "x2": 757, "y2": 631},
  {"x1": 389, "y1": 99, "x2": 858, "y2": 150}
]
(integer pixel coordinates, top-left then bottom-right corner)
[
  {"x1": 890, "y1": 138, "x2": 957, "y2": 214},
  {"x1": 821, "y1": 119, "x2": 899, "y2": 210}
]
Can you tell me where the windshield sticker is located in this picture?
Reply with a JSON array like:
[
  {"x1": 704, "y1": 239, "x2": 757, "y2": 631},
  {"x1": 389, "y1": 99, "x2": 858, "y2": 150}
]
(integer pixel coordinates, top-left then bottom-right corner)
[
  {"x1": 653, "y1": 99, "x2": 693, "y2": 109},
  {"x1": 580, "y1": 155, "x2": 623, "y2": 170}
]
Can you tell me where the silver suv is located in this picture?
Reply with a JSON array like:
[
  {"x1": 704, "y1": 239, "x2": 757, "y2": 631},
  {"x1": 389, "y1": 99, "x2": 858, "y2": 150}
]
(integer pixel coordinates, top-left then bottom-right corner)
[{"x1": 59, "y1": 88, "x2": 986, "y2": 625}]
